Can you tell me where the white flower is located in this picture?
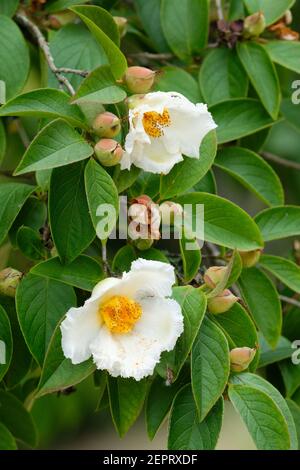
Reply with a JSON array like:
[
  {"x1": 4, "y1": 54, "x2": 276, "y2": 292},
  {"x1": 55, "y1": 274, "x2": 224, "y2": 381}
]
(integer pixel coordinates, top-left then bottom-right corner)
[
  {"x1": 61, "y1": 259, "x2": 183, "y2": 381},
  {"x1": 120, "y1": 91, "x2": 217, "y2": 175}
]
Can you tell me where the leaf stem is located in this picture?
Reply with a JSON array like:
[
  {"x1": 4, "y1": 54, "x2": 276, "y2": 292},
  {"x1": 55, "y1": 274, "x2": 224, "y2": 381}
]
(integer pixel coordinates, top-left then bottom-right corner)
[
  {"x1": 215, "y1": 0, "x2": 224, "y2": 21},
  {"x1": 280, "y1": 295, "x2": 300, "y2": 309},
  {"x1": 15, "y1": 13, "x2": 76, "y2": 95},
  {"x1": 261, "y1": 151, "x2": 300, "y2": 171}
]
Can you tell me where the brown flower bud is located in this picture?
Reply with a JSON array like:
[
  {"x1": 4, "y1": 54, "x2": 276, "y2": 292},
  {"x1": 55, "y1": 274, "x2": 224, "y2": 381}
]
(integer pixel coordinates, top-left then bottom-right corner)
[
  {"x1": 204, "y1": 266, "x2": 228, "y2": 289},
  {"x1": 94, "y1": 139, "x2": 123, "y2": 167},
  {"x1": 230, "y1": 347, "x2": 256, "y2": 372},
  {"x1": 0, "y1": 268, "x2": 23, "y2": 297},
  {"x1": 123, "y1": 66, "x2": 155, "y2": 94},
  {"x1": 244, "y1": 11, "x2": 266, "y2": 37},
  {"x1": 239, "y1": 249, "x2": 262, "y2": 268},
  {"x1": 159, "y1": 201, "x2": 183, "y2": 225},
  {"x1": 207, "y1": 289, "x2": 239, "y2": 314},
  {"x1": 92, "y1": 112, "x2": 121, "y2": 138},
  {"x1": 113, "y1": 16, "x2": 128, "y2": 37},
  {"x1": 128, "y1": 195, "x2": 161, "y2": 242}
]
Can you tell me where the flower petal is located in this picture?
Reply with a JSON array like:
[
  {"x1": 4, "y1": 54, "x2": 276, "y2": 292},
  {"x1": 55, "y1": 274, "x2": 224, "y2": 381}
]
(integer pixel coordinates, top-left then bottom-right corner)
[
  {"x1": 90, "y1": 297, "x2": 183, "y2": 380},
  {"x1": 61, "y1": 301, "x2": 100, "y2": 364}
]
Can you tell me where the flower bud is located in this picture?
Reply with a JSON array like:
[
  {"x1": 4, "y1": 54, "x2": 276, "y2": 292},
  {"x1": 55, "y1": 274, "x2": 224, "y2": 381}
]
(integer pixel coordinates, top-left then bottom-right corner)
[
  {"x1": 0, "y1": 268, "x2": 23, "y2": 297},
  {"x1": 244, "y1": 11, "x2": 266, "y2": 37},
  {"x1": 94, "y1": 139, "x2": 123, "y2": 167},
  {"x1": 133, "y1": 238, "x2": 154, "y2": 251},
  {"x1": 92, "y1": 112, "x2": 121, "y2": 138},
  {"x1": 207, "y1": 289, "x2": 239, "y2": 314},
  {"x1": 124, "y1": 66, "x2": 155, "y2": 94},
  {"x1": 113, "y1": 16, "x2": 128, "y2": 37},
  {"x1": 284, "y1": 10, "x2": 293, "y2": 25},
  {"x1": 204, "y1": 266, "x2": 228, "y2": 289},
  {"x1": 239, "y1": 249, "x2": 262, "y2": 268},
  {"x1": 230, "y1": 347, "x2": 256, "y2": 372},
  {"x1": 160, "y1": 201, "x2": 183, "y2": 225}
]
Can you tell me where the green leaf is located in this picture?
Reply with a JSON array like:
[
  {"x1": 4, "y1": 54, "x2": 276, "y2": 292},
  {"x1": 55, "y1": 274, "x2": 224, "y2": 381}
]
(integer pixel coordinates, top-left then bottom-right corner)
[
  {"x1": 192, "y1": 317, "x2": 229, "y2": 420},
  {"x1": 0, "y1": 0, "x2": 19, "y2": 17},
  {"x1": 199, "y1": 48, "x2": 248, "y2": 106},
  {"x1": 254, "y1": 206, "x2": 300, "y2": 242},
  {"x1": 108, "y1": 376, "x2": 149, "y2": 437},
  {"x1": 281, "y1": 98, "x2": 300, "y2": 133},
  {"x1": 237, "y1": 42, "x2": 280, "y2": 119},
  {"x1": 0, "y1": 296, "x2": 31, "y2": 389},
  {"x1": 146, "y1": 369, "x2": 189, "y2": 440},
  {"x1": 84, "y1": 159, "x2": 119, "y2": 239},
  {"x1": 228, "y1": 383, "x2": 290, "y2": 450},
  {"x1": 227, "y1": 250, "x2": 243, "y2": 288},
  {"x1": 17, "y1": 226, "x2": 47, "y2": 261},
  {"x1": 9, "y1": 196, "x2": 47, "y2": 247},
  {"x1": 286, "y1": 399, "x2": 300, "y2": 449},
  {"x1": 0, "y1": 120, "x2": 6, "y2": 165},
  {"x1": 37, "y1": 324, "x2": 95, "y2": 396},
  {"x1": 48, "y1": 23, "x2": 107, "y2": 90},
  {"x1": 258, "y1": 334, "x2": 292, "y2": 368},
  {"x1": 229, "y1": 372, "x2": 297, "y2": 449},
  {"x1": 161, "y1": 0, "x2": 209, "y2": 61},
  {"x1": 168, "y1": 385, "x2": 223, "y2": 450},
  {"x1": 49, "y1": 161, "x2": 95, "y2": 264},
  {"x1": 160, "y1": 130, "x2": 217, "y2": 199},
  {"x1": 16, "y1": 273, "x2": 76, "y2": 366},
  {"x1": 179, "y1": 232, "x2": 201, "y2": 283},
  {"x1": 0, "y1": 16, "x2": 29, "y2": 100},
  {"x1": 0, "y1": 423, "x2": 17, "y2": 450},
  {"x1": 133, "y1": 0, "x2": 170, "y2": 53},
  {"x1": 129, "y1": 172, "x2": 160, "y2": 200},
  {"x1": 14, "y1": 119, "x2": 93, "y2": 175},
  {"x1": 214, "y1": 147, "x2": 284, "y2": 207},
  {"x1": 71, "y1": 65, "x2": 126, "y2": 105},
  {"x1": 36, "y1": 168, "x2": 52, "y2": 192},
  {"x1": 157, "y1": 286, "x2": 207, "y2": 381},
  {"x1": 31, "y1": 255, "x2": 104, "y2": 291},
  {"x1": 175, "y1": 192, "x2": 264, "y2": 251},
  {"x1": 193, "y1": 170, "x2": 216, "y2": 194},
  {"x1": 113, "y1": 166, "x2": 140, "y2": 194},
  {"x1": 214, "y1": 303, "x2": 258, "y2": 350},
  {"x1": 0, "y1": 305, "x2": 12, "y2": 382},
  {"x1": 244, "y1": 0, "x2": 295, "y2": 26},
  {"x1": 0, "y1": 390, "x2": 37, "y2": 447},
  {"x1": 265, "y1": 40, "x2": 300, "y2": 74},
  {"x1": 45, "y1": 0, "x2": 89, "y2": 13},
  {"x1": 0, "y1": 89, "x2": 86, "y2": 128},
  {"x1": 0, "y1": 182, "x2": 35, "y2": 245},
  {"x1": 260, "y1": 254, "x2": 300, "y2": 294},
  {"x1": 228, "y1": 0, "x2": 245, "y2": 20},
  {"x1": 138, "y1": 247, "x2": 169, "y2": 263},
  {"x1": 283, "y1": 308, "x2": 300, "y2": 343},
  {"x1": 155, "y1": 66, "x2": 201, "y2": 103},
  {"x1": 112, "y1": 245, "x2": 137, "y2": 273},
  {"x1": 238, "y1": 267, "x2": 282, "y2": 348},
  {"x1": 279, "y1": 360, "x2": 300, "y2": 398},
  {"x1": 210, "y1": 99, "x2": 275, "y2": 144},
  {"x1": 70, "y1": 6, "x2": 127, "y2": 79}
]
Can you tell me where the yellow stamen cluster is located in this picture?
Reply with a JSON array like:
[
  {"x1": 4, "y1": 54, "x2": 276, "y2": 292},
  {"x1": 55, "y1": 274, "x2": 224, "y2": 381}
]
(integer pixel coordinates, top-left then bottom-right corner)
[
  {"x1": 142, "y1": 108, "x2": 171, "y2": 138},
  {"x1": 99, "y1": 295, "x2": 142, "y2": 334}
]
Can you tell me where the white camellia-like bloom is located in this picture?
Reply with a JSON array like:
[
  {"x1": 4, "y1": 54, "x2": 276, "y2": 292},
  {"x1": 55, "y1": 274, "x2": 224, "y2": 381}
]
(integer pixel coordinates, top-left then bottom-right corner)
[
  {"x1": 120, "y1": 91, "x2": 217, "y2": 174},
  {"x1": 61, "y1": 259, "x2": 183, "y2": 381}
]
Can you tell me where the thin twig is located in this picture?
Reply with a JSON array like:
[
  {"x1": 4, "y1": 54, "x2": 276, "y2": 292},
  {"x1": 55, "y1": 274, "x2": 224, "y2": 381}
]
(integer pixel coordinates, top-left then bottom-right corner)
[
  {"x1": 15, "y1": 119, "x2": 30, "y2": 148},
  {"x1": 56, "y1": 67, "x2": 89, "y2": 77},
  {"x1": 215, "y1": 0, "x2": 224, "y2": 21},
  {"x1": 261, "y1": 151, "x2": 300, "y2": 171},
  {"x1": 15, "y1": 13, "x2": 75, "y2": 95},
  {"x1": 280, "y1": 295, "x2": 300, "y2": 309},
  {"x1": 129, "y1": 52, "x2": 174, "y2": 61}
]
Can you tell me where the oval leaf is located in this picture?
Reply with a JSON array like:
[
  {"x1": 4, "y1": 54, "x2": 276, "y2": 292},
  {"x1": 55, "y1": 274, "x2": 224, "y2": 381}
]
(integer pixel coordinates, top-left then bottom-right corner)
[
  {"x1": 260, "y1": 254, "x2": 300, "y2": 294},
  {"x1": 255, "y1": 206, "x2": 300, "y2": 242},
  {"x1": 0, "y1": 305, "x2": 12, "y2": 382},
  {"x1": 192, "y1": 316, "x2": 230, "y2": 420}
]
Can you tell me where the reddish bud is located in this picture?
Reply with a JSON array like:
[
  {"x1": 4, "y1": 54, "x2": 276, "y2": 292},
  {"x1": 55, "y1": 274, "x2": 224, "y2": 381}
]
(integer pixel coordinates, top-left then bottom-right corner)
[
  {"x1": 208, "y1": 289, "x2": 239, "y2": 314},
  {"x1": 230, "y1": 347, "x2": 256, "y2": 372},
  {"x1": 124, "y1": 66, "x2": 155, "y2": 94},
  {"x1": 94, "y1": 139, "x2": 123, "y2": 167},
  {"x1": 92, "y1": 112, "x2": 121, "y2": 138},
  {"x1": 204, "y1": 266, "x2": 228, "y2": 289}
]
